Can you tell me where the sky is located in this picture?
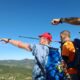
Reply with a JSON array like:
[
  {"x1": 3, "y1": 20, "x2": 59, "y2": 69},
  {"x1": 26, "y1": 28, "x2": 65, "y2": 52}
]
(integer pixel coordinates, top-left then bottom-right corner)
[{"x1": 0, "y1": 0, "x2": 80, "y2": 60}]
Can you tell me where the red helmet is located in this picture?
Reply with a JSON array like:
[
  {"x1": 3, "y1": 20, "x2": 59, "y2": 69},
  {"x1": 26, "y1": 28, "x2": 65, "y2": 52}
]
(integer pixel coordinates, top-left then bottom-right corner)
[{"x1": 39, "y1": 32, "x2": 52, "y2": 41}]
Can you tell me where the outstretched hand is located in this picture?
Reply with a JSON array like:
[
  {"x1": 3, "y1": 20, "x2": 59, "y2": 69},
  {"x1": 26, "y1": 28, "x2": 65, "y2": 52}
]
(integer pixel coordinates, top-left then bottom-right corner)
[
  {"x1": 51, "y1": 19, "x2": 61, "y2": 25},
  {"x1": 0, "y1": 38, "x2": 9, "y2": 43}
]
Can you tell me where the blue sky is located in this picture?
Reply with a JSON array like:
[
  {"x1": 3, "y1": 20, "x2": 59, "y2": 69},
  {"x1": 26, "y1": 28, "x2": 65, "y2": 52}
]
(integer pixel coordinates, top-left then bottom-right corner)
[{"x1": 0, "y1": 0, "x2": 80, "y2": 60}]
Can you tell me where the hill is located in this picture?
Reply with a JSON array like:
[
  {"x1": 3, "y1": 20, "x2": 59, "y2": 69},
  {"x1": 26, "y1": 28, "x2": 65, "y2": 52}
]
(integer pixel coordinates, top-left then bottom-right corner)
[
  {"x1": 0, "y1": 59, "x2": 34, "y2": 80},
  {"x1": 0, "y1": 59, "x2": 34, "y2": 69}
]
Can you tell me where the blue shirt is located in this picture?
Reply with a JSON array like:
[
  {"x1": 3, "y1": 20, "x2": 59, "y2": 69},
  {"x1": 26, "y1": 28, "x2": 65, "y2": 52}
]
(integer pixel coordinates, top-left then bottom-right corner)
[{"x1": 30, "y1": 44, "x2": 49, "y2": 80}]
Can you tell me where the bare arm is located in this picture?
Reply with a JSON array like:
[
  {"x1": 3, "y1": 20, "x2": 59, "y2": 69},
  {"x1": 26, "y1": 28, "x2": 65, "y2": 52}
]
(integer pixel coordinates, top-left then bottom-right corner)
[
  {"x1": 51, "y1": 17, "x2": 80, "y2": 25},
  {"x1": 1, "y1": 38, "x2": 32, "y2": 51}
]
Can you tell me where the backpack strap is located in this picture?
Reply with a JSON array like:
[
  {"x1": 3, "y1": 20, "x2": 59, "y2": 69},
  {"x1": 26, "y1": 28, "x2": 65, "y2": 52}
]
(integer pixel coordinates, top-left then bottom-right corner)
[
  {"x1": 35, "y1": 55, "x2": 46, "y2": 77},
  {"x1": 60, "y1": 42, "x2": 69, "y2": 64}
]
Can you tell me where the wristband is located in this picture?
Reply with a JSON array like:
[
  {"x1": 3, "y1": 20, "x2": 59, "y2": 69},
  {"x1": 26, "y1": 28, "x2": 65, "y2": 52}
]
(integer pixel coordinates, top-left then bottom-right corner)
[
  {"x1": 59, "y1": 18, "x2": 63, "y2": 23},
  {"x1": 6, "y1": 38, "x2": 11, "y2": 43}
]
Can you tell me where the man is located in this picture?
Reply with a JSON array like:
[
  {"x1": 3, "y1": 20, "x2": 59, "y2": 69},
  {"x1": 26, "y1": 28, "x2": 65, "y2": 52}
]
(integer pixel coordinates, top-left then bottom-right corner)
[
  {"x1": 1, "y1": 32, "x2": 63, "y2": 80},
  {"x1": 60, "y1": 30, "x2": 79, "y2": 80},
  {"x1": 51, "y1": 17, "x2": 80, "y2": 25}
]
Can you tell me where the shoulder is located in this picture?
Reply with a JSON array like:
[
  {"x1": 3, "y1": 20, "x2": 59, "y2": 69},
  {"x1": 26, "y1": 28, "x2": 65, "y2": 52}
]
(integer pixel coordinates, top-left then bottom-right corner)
[
  {"x1": 63, "y1": 41, "x2": 75, "y2": 50},
  {"x1": 63, "y1": 41, "x2": 75, "y2": 52},
  {"x1": 30, "y1": 44, "x2": 49, "y2": 50},
  {"x1": 64, "y1": 41, "x2": 73, "y2": 46}
]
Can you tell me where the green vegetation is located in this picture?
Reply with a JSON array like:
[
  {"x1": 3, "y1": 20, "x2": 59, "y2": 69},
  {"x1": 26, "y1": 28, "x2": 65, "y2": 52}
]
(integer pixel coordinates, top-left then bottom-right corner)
[{"x1": 0, "y1": 59, "x2": 34, "y2": 80}]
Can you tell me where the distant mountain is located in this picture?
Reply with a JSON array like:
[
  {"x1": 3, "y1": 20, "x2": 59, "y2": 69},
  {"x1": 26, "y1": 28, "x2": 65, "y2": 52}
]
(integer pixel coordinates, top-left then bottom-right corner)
[{"x1": 0, "y1": 59, "x2": 34, "y2": 69}]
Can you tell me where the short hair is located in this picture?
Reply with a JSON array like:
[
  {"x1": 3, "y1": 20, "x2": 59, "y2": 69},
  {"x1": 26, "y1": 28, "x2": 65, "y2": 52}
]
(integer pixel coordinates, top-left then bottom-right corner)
[{"x1": 60, "y1": 30, "x2": 71, "y2": 37}]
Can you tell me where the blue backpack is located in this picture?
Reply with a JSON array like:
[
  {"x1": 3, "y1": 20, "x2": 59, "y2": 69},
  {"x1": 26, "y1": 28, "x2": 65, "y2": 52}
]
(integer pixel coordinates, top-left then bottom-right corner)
[{"x1": 45, "y1": 47, "x2": 66, "y2": 80}]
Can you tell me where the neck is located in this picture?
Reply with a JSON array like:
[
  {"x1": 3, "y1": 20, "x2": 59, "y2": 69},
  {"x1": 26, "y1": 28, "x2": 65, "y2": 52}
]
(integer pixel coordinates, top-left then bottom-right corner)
[
  {"x1": 62, "y1": 37, "x2": 70, "y2": 43},
  {"x1": 40, "y1": 43, "x2": 49, "y2": 46}
]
